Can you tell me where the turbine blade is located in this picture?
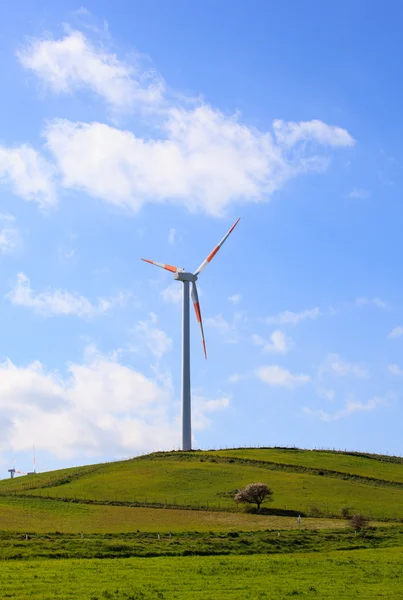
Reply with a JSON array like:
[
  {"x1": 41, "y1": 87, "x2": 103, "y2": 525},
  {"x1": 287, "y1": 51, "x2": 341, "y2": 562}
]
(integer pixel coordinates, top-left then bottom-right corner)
[
  {"x1": 141, "y1": 258, "x2": 178, "y2": 273},
  {"x1": 194, "y1": 218, "x2": 240, "y2": 276},
  {"x1": 191, "y1": 282, "x2": 207, "y2": 359}
]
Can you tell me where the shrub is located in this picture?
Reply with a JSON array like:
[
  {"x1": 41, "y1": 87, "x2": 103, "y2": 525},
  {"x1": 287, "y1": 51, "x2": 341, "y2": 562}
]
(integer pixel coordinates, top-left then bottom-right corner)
[
  {"x1": 349, "y1": 514, "x2": 369, "y2": 532},
  {"x1": 340, "y1": 506, "x2": 352, "y2": 519}
]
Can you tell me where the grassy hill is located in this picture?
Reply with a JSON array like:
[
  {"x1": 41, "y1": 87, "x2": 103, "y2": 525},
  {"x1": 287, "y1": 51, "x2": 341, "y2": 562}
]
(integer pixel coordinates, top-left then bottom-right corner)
[
  {"x1": 1, "y1": 447, "x2": 403, "y2": 598},
  {"x1": 1, "y1": 447, "x2": 403, "y2": 528}
]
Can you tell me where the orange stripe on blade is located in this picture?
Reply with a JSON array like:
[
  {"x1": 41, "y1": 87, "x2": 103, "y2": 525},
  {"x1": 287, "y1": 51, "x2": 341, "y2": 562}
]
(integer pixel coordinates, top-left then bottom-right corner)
[
  {"x1": 164, "y1": 264, "x2": 177, "y2": 272},
  {"x1": 193, "y1": 302, "x2": 202, "y2": 322},
  {"x1": 229, "y1": 217, "x2": 241, "y2": 233},
  {"x1": 207, "y1": 246, "x2": 220, "y2": 262}
]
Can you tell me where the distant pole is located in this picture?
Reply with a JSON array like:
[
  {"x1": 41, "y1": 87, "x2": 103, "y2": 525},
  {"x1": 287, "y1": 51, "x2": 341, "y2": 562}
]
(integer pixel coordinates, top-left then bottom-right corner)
[{"x1": 182, "y1": 281, "x2": 191, "y2": 451}]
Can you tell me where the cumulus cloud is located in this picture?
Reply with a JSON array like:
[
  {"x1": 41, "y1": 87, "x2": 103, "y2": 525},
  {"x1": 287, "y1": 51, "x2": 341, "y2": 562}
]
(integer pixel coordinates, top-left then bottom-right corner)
[
  {"x1": 0, "y1": 145, "x2": 55, "y2": 207},
  {"x1": 273, "y1": 119, "x2": 355, "y2": 148},
  {"x1": 161, "y1": 282, "x2": 182, "y2": 304},
  {"x1": 17, "y1": 30, "x2": 164, "y2": 111},
  {"x1": 355, "y1": 297, "x2": 387, "y2": 309},
  {"x1": 168, "y1": 228, "x2": 177, "y2": 245},
  {"x1": 325, "y1": 353, "x2": 369, "y2": 379},
  {"x1": 0, "y1": 349, "x2": 175, "y2": 458},
  {"x1": 304, "y1": 396, "x2": 386, "y2": 421},
  {"x1": 228, "y1": 294, "x2": 241, "y2": 304},
  {"x1": 7, "y1": 272, "x2": 124, "y2": 317},
  {"x1": 205, "y1": 311, "x2": 244, "y2": 344},
  {"x1": 0, "y1": 215, "x2": 19, "y2": 254},
  {"x1": 266, "y1": 307, "x2": 320, "y2": 326},
  {"x1": 388, "y1": 326, "x2": 403, "y2": 339},
  {"x1": 0, "y1": 348, "x2": 230, "y2": 458},
  {"x1": 256, "y1": 365, "x2": 310, "y2": 389},
  {"x1": 317, "y1": 387, "x2": 335, "y2": 401},
  {"x1": 135, "y1": 313, "x2": 172, "y2": 359},
  {"x1": 43, "y1": 107, "x2": 354, "y2": 216},
  {"x1": 227, "y1": 373, "x2": 245, "y2": 384},
  {"x1": 252, "y1": 330, "x2": 292, "y2": 354},
  {"x1": 13, "y1": 29, "x2": 355, "y2": 215},
  {"x1": 388, "y1": 364, "x2": 403, "y2": 376},
  {"x1": 348, "y1": 188, "x2": 370, "y2": 199},
  {"x1": 193, "y1": 394, "x2": 231, "y2": 429}
]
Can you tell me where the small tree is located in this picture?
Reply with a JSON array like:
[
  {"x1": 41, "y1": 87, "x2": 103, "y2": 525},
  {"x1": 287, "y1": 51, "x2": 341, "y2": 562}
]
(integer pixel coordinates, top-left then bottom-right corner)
[
  {"x1": 340, "y1": 506, "x2": 352, "y2": 519},
  {"x1": 235, "y1": 483, "x2": 273, "y2": 512},
  {"x1": 349, "y1": 514, "x2": 369, "y2": 533}
]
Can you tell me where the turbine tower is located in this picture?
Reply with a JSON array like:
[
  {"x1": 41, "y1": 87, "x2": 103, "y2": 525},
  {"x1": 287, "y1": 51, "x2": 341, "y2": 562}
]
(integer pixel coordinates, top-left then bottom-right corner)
[{"x1": 142, "y1": 218, "x2": 240, "y2": 451}]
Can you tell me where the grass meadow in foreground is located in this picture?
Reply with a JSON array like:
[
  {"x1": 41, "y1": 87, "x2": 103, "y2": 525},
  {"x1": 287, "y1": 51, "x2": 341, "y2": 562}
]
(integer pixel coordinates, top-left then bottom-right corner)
[
  {"x1": 0, "y1": 547, "x2": 402, "y2": 599},
  {"x1": 0, "y1": 496, "x2": 345, "y2": 534}
]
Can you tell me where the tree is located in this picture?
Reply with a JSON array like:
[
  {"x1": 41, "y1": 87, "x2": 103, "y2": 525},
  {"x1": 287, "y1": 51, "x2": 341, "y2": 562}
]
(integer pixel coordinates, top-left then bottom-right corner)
[
  {"x1": 340, "y1": 506, "x2": 352, "y2": 519},
  {"x1": 349, "y1": 514, "x2": 369, "y2": 533},
  {"x1": 235, "y1": 483, "x2": 273, "y2": 512}
]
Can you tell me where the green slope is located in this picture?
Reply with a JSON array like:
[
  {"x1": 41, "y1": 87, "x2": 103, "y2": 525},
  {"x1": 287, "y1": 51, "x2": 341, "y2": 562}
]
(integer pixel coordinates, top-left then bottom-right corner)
[
  {"x1": 206, "y1": 448, "x2": 403, "y2": 482},
  {"x1": 0, "y1": 496, "x2": 345, "y2": 534},
  {"x1": 1, "y1": 448, "x2": 403, "y2": 522}
]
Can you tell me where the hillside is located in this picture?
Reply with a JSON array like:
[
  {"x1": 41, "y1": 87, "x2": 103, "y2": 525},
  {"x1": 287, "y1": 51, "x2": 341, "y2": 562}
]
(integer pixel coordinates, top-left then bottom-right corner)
[{"x1": 1, "y1": 447, "x2": 403, "y2": 531}]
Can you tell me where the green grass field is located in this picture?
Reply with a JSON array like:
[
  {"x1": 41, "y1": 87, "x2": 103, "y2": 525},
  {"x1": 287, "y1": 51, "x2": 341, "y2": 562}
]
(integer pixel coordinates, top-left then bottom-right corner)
[
  {"x1": 207, "y1": 448, "x2": 403, "y2": 482},
  {"x1": 1, "y1": 448, "x2": 403, "y2": 598},
  {"x1": 0, "y1": 496, "x2": 345, "y2": 533},
  {"x1": 1, "y1": 548, "x2": 402, "y2": 599},
  {"x1": 1, "y1": 525, "x2": 402, "y2": 561},
  {"x1": 7, "y1": 453, "x2": 403, "y2": 520}
]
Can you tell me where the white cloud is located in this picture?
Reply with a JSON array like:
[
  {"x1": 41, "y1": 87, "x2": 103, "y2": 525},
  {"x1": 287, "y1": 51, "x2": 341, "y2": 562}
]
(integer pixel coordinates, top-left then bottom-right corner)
[
  {"x1": 326, "y1": 353, "x2": 368, "y2": 379},
  {"x1": 205, "y1": 311, "x2": 244, "y2": 343},
  {"x1": 0, "y1": 145, "x2": 55, "y2": 207},
  {"x1": 256, "y1": 365, "x2": 310, "y2": 389},
  {"x1": 0, "y1": 349, "x2": 176, "y2": 458},
  {"x1": 7, "y1": 272, "x2": 123, "y2": 317},
  {"x1": 266, "y1": 307, "x2": 320, "y2": 326},
  {"x1": 317, "y1": 387, "x2": 335, "y2": 401},
  {"x1": 206, "y1": 313, "x2": 231, "y2": 335},
  {"x1": 228, "y1": 293, "x2": 241, "y2": 304},
  {"x1": 355, "y1": 297, "x2": 387, "y2": 309},
  {"x1": 273, "y1": 119, "x2": 355, "y2": 148},
  {"x1": 0, "y1": 214, "x2": 19, "y2": 254},
  {"x1": 388, "y1": 364, "x2": 403, "y2": 376},
  {"x1": 304, "y1": 396, "x2": 386, "y2": 422},
  {"x1": 193, "y1": 394, "x2": 230, "y2": 430},
  {"x1": 0, "y1": 348, "x2": 230, "y2": 458},
  {"x1": 42, "y1": 106, "x2": 354, "y2": 216},
  {"x1": 252, "y1": 330, "x2": 292, "y2": 354},
  {"x1": 227, "y1": 373, "x2": 245, "y2": 384},
  {"x1": 348, "y1": 188, "x2": 370, "y2": 199},
  {"x1": 161, "y1": 282, "x2": 182, "y2": 304},
  {"x1": 16, "y1": 29, "x2": 354, "y2": 216},
  {"x1": 135, "y1": 313, "x2": 172, "y2": 359},
  {"x1": 168, "y1": 228, "x2": 177, "y2": 245},
  {"x1": 373, "y1": 297, "x2": 388, "y2": 309},
  {"x1": 17, "y1": 31, "x2": 164, "y2": 111},
  {"x1": 388, "y1": 326, "x2": 403, "y2": 339}
]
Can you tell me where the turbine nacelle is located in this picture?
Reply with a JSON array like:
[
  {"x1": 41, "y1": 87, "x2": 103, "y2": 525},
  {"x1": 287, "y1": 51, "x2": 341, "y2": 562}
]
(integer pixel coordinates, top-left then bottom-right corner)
[{"x1": 174, "y1": 271, "x2": 197, "y2": 282}]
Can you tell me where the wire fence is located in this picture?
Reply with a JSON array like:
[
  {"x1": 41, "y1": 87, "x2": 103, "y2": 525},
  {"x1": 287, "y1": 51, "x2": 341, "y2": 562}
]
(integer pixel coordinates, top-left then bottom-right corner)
[{"x1": 1, "y1": 487, "x2": 401, "y2": 522}]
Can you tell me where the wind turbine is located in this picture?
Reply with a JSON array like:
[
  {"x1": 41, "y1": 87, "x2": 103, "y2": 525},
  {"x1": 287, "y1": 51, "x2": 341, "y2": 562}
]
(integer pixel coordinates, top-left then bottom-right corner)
[{"x1": 142, "y1": 218, "x2": 240, "y2": 451}]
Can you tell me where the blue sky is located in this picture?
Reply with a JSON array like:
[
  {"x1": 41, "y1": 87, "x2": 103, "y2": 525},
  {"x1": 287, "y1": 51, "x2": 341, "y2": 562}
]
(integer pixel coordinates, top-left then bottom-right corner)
[{"x1": 1, "y1": 1, "x2": 403, "y2": 476}]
